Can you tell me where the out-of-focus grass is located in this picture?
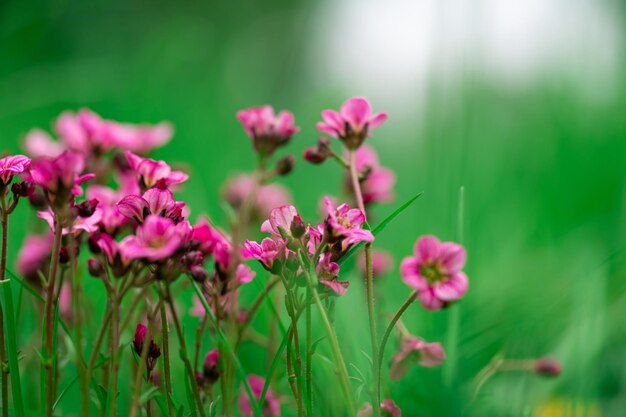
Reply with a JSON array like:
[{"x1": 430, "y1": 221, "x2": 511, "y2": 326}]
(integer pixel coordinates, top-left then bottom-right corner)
[{"x1": 2, "y1": 1, "x2": 626, "y2": 416}]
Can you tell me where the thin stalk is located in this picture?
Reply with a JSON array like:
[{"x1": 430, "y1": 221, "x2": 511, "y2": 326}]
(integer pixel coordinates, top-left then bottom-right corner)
[
  {"x1": 236, "y1": 276, "x2": 279, "y2": 347},
  {"x1": 44, "y1": 216, "x2": 63, "y2": 417},
  {"x1": 193, "y1": 315, "x2": 209, "y2": 370},
  {"x1": 305, "y1": 285, "x2": 312, "y2": 417},
  {"x1": 376, "y1": 292, "x2": 417, "y2": 395},
  {"x1": 348, "y1": 150, "x2": 366, "y2": 214},
  {"x1": 166, "y1": 285, "x2": 206, "y2": 417},
  {"x1": 108, "y1": 295, "x2": 120, "y2": 417},
  {"x1": 85, "y1": 307, "x2": 112, "y2": 388},
  {"x1": 0, "y1": 201, "x2": 9, "y2": 417},
  {"x1": 160, "y1": 302, "x2": 175, "y2": 417}
]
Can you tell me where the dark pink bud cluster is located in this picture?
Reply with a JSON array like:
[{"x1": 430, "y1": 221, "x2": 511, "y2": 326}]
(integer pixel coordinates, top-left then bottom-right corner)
[{"x1": 133, "y1": 323, "x2": 161, "y2": 372}]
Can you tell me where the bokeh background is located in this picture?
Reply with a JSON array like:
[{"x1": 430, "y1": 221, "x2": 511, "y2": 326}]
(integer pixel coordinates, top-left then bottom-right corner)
[{"x1": 2, "y1": 0, "x2": 626, "y2": 416}]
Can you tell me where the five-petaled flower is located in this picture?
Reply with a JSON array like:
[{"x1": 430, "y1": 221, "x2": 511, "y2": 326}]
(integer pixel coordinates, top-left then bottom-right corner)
[
  {"x1": 0, "y1": 154, "x2": 31, "y2": 186},
  {"x1": 389, "y1": 336, "x2": 446, "y2": 380},
  {"x1": 401, "y1": 235, "x2": 468, "y2": 311},
  {"x1": 323, "y1": 196, "x2": 374, "y2": 260},
  {"x1": 120, "y1": 214, "x2": 190, "y2": 262},
  {"x1": 317, "y1": 97, "x2": 387, "y2": 149},
  {"x1": 237, "y1": 105, "x2": 299, "y2": 157}
]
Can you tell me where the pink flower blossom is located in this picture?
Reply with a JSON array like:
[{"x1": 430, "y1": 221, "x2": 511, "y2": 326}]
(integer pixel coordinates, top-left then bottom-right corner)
[
  {"x1": 389, "y1": 336, "x2": 446, "y2": 380},
  {"x1": 317, "y1": 97, "x2": 388, "y2": 149},
  {"x1": 125, "y1": 151, "x2": 188, "y2": 188},
  {"x1": 117, "y1": 186, "x2": 184, "y2": 223},
  {"x1": 401, "y1": 235, "x2": 468, "y2": 311},
  {"x1": 357, "y1": 399, "x2": 402, "y2": 417},
  {"x1": 37, "y1": 208, "x2": 103, "y2": 235},
  {"x1": 316, "y1": 253, "x2": 348, "y2": 296},
  {"x1": 120, "y1": 215, "x2": 190, "y2": 262},
  {"x1": 260, "y1": 205, "x2": 302, "y2": 238},
  {"x1": 86, "y1": 175, "x2": 140, "y2": 233},
  {"x1": 29, "y1": 151, "x2": 94, "y2": 202},
  {"x1": 101, "y1": 119, "x2": 172, "y2": 153},
  {"x1": 323, "y1": 196, "x2": 374, "y2": 246},
  {"x1": 16, "y1": 232, "x2": 53, "y2": 279},
  {"x1": 349, "y1": 145, "x2": 396, "y2": 205},
  {"x1": 0, "y1": 154, "x2": 31, "y2": 185},
  {"x1": 190, "y1": 219, "x2": 230, "y2": 255},
  {"x1": 237, "y1": 263, "x2": 256, "y2": 284},
  {"x1": 237, "y1": 105, "x2": 299, "y2": 156},
  {"x1": 96, "y1": 234, "x2": 133, "y2": 277},
  {"x1": 24, "y1": 129, "x2": 64, "y2": 158},
  {"x1": 223, "y1": 174, "x2": 292, "y2": 218},
  {"x1": 242, "y1": 238, "x2": 286, "y2": 273},
  {"x1": 238, "y1": 375, "x2": 280, "y2": 417}
]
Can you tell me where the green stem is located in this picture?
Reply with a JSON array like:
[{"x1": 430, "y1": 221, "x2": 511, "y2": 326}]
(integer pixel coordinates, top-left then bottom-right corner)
[
  {"x1": 0, "y1": 202, "x2": 10, "y2": 417},
  {"x1": 160, "y1": 302, "x2": 175, "y2": 417},
  {"x1": 376, "y1": 292, "x2": 417, "y2": 395},
  {"x1": 108, "y1": 295, "x2": 120, "y2": 417},
  {"x1": 305, "y1": 285, "x2": 313, "y2": 417},
  {"x1": 85, "y1": 307, "x2": 112, "y2": 392}
]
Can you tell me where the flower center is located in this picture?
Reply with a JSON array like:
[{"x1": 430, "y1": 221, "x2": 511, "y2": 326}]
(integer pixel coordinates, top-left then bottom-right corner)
[
  {"x1": 336, "y1": 214, "x2": 353, "y2": 229},
  {"x1": 420, "y1": 262, "x2": 446, "y2": 284}
]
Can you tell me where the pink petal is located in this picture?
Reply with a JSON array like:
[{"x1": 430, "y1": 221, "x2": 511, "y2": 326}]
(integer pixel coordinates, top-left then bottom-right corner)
[
  {"x1": 368, "y1": 112, "x2": 388, "y2": 130},
  {"x1": 320, "y1": 280, "x2": 347, "y2": 296},
  {"x1": 433, "y1": 272, "x2": 468, "y2": 302},
  {"x1": 417, "y1": 288, "x2": 444, "y2": 311},
  {"x1": 439, "y1": 242, "x2": 466, "y2": 273},
  {"x1": 340, "y1": 97, "x2": 371, "y2": 130},
  {"x1": 400, "y1": 257, "x2": 428, "y2": 291},
  {"x1": 414, "y1": 235, "x2": 441, "y2": 263}
]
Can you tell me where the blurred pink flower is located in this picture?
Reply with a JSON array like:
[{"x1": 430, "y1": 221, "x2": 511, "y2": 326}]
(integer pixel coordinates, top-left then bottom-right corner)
[
  {"x1": 125, "y1": 151, "x2": 188, "y2": 188},
  {"x1": 223, "y1": 174, "x2": 292, "y2": 218},
  {"x1": 16, "y1": 232, "x2": 53, "y2": 279},
  {"x1": 0, "y1": 154, "x2": 31, "y2": 185},
  {"x1": 24, "y1": 129, "x2": 64, "y2": 158},
  {"x1": 401, "y1": 235, "x2": 468, "y2": 311},
  {"x1": 203, "y1": 349, "x2": 220, "y2": 384},
  {"x1": 29, "y1": 151, "x2": 94, "y2": 200},
  {"x1": 357, "y1": 399, "x2": 402, "y2": 417},
  {"x1": 323, "y1": 196, "x2": 374, "y2": 246},
  {"x1": 358, "y1": 249, "x2": 393, "y2": 279},
  {"x1": 37, "y1": 207, "x2": 103, "y2": 235},
  {"x1": 238, "y1": 374, "x2": 280, "y2": 417},
  {"x1": 58, "y1": 283, "x2": 73, "y2": 322},
  {"x1": 236, "y1": 263, "x2": 256, "y2": 284},
  {"x1": 102, "y1": 119, "x2": 172, "y2": 153},
  {"x1": 120, "y1": 215, "x2": 190, "y2": 262},
  {"x1": 350, "y1": 145, "x2": 396, "y2": 205},
  {"x1": 260, "y1": 205, "x2": 301, "y2": 239},
  {"x1": 237, "y1": 105, "x2": 299, "y2": 156},
  {"x1": 86, "y1": 175, "x2": 140, "y2": 233},
  {"x1": 389, "y1": 336, "x2": 446, "y2": 380},
  {"x1": 317, "y1": 97, "x2": 387, "y2": 149},
  {"x1": 190, "y1": 295, "x2": 208, "y2": 317}
]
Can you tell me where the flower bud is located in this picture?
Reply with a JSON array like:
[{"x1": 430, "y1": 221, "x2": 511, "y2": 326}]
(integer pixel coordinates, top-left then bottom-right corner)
[
  {"x1": 76, "y1": 198, "x2": 99, "y2": 218},
  {"x1": 303, "y1": 147, "x2": 326, "y2": 164},
  {"x1": 275, "y1": 155, "x2": 295, "y2": 176},
  {"x1": 290, "y1": 215, "x2": 306, "y2": 239},
  {"x1": 190, "y1": 264, "x2": 208, "y2": 282},
  {"x1": 88, "y1": 258, "x2": 105, "y2": 278},
  {"x1": 59, "y1": 247, "x2": 70, "y2": 264},
  {"x1": 182, "y1": 250, "x2": 204, "y2": 267},
  {"x1": 202, "y1": 349, "x2": 220, "y2": 384},
  {"x1": 11, "y1": 181, "x2": 35, "y2": 197},
  {"x1": 533, "y1": 357, "x2": 561, "y2": 377},
  {"x1": 28, "y1": 192, "x2": 47, "y2": 210}
]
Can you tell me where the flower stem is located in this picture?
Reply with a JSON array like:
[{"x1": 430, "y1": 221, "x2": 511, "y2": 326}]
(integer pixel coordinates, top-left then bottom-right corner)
[
  {"x1": 85, "y1": 307, "x2": 112, "y2": 390},
  {"x1": 44, "y1": 216, "x2": 63, "y2": 417},
  {"x1": 0, "y1": 201, "x2": 9, "y2": 417},
  {"x1": 305, "y1": 284, "x2": 313, "y2": 417},
  {"x1": 377, "y1": 292, "x2": 417, "y2": 395},
  {"x1": 160, "y1": 301, "x2": 175, "y2": 417},
  {"x1": 108, "y1": 295, "x2": 120, "y2": 417}
]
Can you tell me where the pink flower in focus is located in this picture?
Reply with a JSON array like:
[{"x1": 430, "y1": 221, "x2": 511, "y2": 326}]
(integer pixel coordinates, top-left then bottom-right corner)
[
  {"x1": 0, "y1": 154, "x2": 31, "y2": 185},
  {"x1": 260, "y1": 205, "x2": 302, "y2": 238},
  {"x1": 316, "y1": 253, "x2": 348, "y2": 296},
  {"x1": 16, "y1": 233, "x2": 53, "y2": 280},
  {"x1": 317, "y1": 97, "x2": 388, "y2": 149},
  {"x1": 358, "y1": 249, "x2": 393, "y2": 279},
  {"x1": 357, "y1": 399, "x2": 402, "y2": 417},
  {"x1": 86, "y1": 174, "x2": 140, "y2": 233},
  {"x1": 117, "y1": 186, "x2": 184, "y2": 223},
  {"x1": 323, "y1": 197, "x2": 374, "y2": 246},
  {"x1": 120, "y1": 215, "x2": 190, "y2": 262},
  {"x1": 401, "y1": 235, "x2": 468, "y2": 311},
  {"x1": 242, "y1": 238, "x2": 286, "y2": 273},
  {"x1": 24, "y1": 129, "x2": 64, "y2": 158},
  {"x1": 223, "y1": 174, "x2": 292, "y2": 218},
  {"x1": 238, "y1": 375, "x2": 280, "y2": 417},
  {"x1": 349, "y1": 145, "x2": 396, "y2": 205},
  {"x1": 389, "y1": 336, "x2": 446, "y2": 380},
  {"x1": 125, "y1": 151, "x2": 188, "y2": 188},
  {"x1": 237, "y1": 105, "x2": 299, "y2": 156}
]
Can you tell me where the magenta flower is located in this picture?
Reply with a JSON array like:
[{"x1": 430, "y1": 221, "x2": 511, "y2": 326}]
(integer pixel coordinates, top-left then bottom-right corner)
[
  {"x1": 202, "y1": 349, "x2": 220, "y2": 384},
  {"x1": 389, "y1": 336, "x2": 446, "y2": 380},
  {"x1": 350, "y1": 145, "x2": 396, "y2": 205},
  {"x1": 237, "y1": 105, "x2": 299, "y2": 156},
  {"x1": 16, "y1": 232, "x2": 53, "y2": 280},
  {"x1": 323, "y1": 197, "x2": 374, "y2": 254},
  {"x1": 242, "y1": 238, "x2": 287, "y2": 273},
  {"x1": 37, "y1": 207, "x2": 103, "y2": 235},
  {"x1": 316, "y1": 253, "x2": 348, "y2": 296},
  {"x1": 86, "y1": 175, "x2": 140, "y2": 233},
  {"x1": 133, "y1": 323, "x2": 161, "y2": 370},
  {"x1": 24, "y1": 129, "x2": 64, "y2": 158},
  {"x1": 0, "y1": 154, "x2": 31, "y2": 185},
  {"x1": 317, "y1": 97, "x2": 388, "y2": 149},
  {"x1": 120, "y1": 215, "x2": 190, "y2": 262},
  {"x1": 191, "y1": 219, "x2": 230, "y2": 255},
  {"x1": 96, "y1": 233, "x2": 133, "y2": 277},
  {"x1": 117, "y1": 186, "x2": 184, "y2": 223},
  {"x1": 260, "y1": 205, "x2": 303, "y2": 238},
  {"x1": 223, "y1": 174, "x2": 292, "y2": 218},
  {"x1": 101, "y1": 119, "x2": 172, "y2": 153},
  {"x1": 238, "y1": 375, "x2": 280, "y2": 417},
  {"x1": 357, "y1": 399, "x2": 402, "y2": 417},
  {"x1": 400, "y1": 235, "x2": 468, "y2": 311},
  {"x1": 125, "y1": 151, "x2": 188, "y2": 189},
  {"x1": 237, "y1": 264, "x2": 256, "y2": 284},
  {"x1": 29, "y1": 151, "x2": 94, "y2": 203}
]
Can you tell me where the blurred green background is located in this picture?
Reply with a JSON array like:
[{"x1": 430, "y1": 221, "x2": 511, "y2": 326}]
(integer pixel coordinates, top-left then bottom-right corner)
[{"x1": 2, "y1": 0, "x2": 626, "y2": 416}]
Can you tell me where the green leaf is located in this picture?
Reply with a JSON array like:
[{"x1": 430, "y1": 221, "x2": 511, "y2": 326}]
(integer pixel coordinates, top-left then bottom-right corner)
[{"x1": 338, "y1": 192, "x2": 423, "y2": 265}]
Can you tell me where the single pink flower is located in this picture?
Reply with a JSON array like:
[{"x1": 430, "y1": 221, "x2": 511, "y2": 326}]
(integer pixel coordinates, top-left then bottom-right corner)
[
  {"x1": 317, "y1": 97, "x2": 388, "y2": 149},
  {"x1": 117, "y1": 186, "x2": 183, "y2": 223},
  {"x1": 358, "y1": 249, "x2": 393, "y2": 278},
  {"x1": 357, "y1": 399, "x2": 402, "y2": 417},
  {"x1": 102, "y1": 120, "x2": 173, "y2": 153},
  {"x1": 55, "y1": 109, "x2": 112, "y2": 153},
  {"x1": 237, "y1": 263, "x2": 256, "y2": 284},
  {"x1": 349, "y1": 145, "x2": 396, "y2": 205},
  {"x1": 238, "y1": 375, "x2": 280, "y2": 417},
  {"x1": 306, "y1": 224, "x2": 324, "y2": 255},
  {"x1": 0, "y1": 154, "x2": 31, "y2": 185},
  {"x1": 120, "y1": 215, "x2": 190, "y2": 262},
  {"x1": 400, "y1": 235, "x2": 468, "y2": 311},
  {"x1": 323, "y1": 196, "x2": 374, "y2": 246},
  {"x1": 29, "y1": 151, "x2": 94, "y2": 202},
  {"x1": 316, "y1": 253, "x2": 348, "y2": 296},
  {"x1": 242, "y1": 238, "x2": 287, "y2": 273},
  {"x1": 389, "y1": 336, "x2": 446, "y2": 380},
  {"x1": 260, "y1": 205, "x2": 302, "y2": 238},
  {"x1": 237, "y1": 105, "x2": 299, "y2": 156},
  {"x1": 125, "y1": 151, "x2": 188, "y2": 188},
  {"x1": 96, "y1": 234, "x2": 134, "y2": 277},
  {"x1": 37, "y1": 207, "x2": 103, "y2": 235},
  {"x1": 223, "y1": 174, "x2": 292, "y2": 218},
  {"x1": 16, "y1": 232, "x2": 54, "y2": 280},
  {"x1": 23, "y1": 129, "x2": 64, "y2": 158}
]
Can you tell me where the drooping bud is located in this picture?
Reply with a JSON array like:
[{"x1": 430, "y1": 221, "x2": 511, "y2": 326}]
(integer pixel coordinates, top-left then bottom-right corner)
[
  {"x1": 87, "y1": 258, "x2": 105, "y2": 278},
  {"x1": 533, "y1": 357, "x2": 561, "y2": 377},
  {"x1": 59, "y1": 247, "x2": 70, "y2": 264},
  {"x1": 133, "y1": 324, "x2": 148, "y2": 355},
  {"x1": 76, "y1": 198, "x2": 99, "y2": 218},
  {"x1": 189, "y1": 265, "x2": 208, "y2": 283},
  {"x1": 11, "y1": 181, "x2": 35, "y2": 197},
  {"x1": 303, "y1": 147, "x2": 326, "y2": 164},
  {"x1": 202, "y1": 349, "x2": 220, "y2": 384},
  {"x1": 290, "y1": 214, "x2": 306, "y2": 239},
  {"x1": 275, "y1": 155, "x2": 295, "y2": 176}
]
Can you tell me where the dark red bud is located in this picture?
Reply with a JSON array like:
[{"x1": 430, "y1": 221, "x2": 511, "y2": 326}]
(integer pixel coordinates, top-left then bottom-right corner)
[
  {"x1": 11, "y1": 181, "x2": 35, "y2": 197},
  {"x1": 76, "y1": 199, "x2": 99, "y2": 218},
  {"x1": 533, "y1": 358, "x2": 561, "y2": 377},
  {"x1": 190, "y1": 265, "x2": 208, "y2": 282},
  {"x1": 303, "y1": 147, "x2": 326, "y2": 164},
  {"x1": 275, "y1": 155, "x2": 295, "y2": 176},
  {"x1": 87, "y1": 258, "x2": 104, "y2": 278},
  {"x1": 290, "y1": 215, "x2": 306, "y2": 239}
]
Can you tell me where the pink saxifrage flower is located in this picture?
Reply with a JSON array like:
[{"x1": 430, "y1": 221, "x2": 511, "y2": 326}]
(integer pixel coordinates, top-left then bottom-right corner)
[
  {"x1": 238, "y1": 374, "x2": 280, "y2": 417},
  {"x1": 260, "y1": 205, "x2": 303, "y2": 239},
  {"x1": 400, "y1": 235, "x2": 468, "y2": 311},
  {"x1": 316, "y1": 253, "x2": 348, "y2": 296},
  {"x1": 242, "y1": 238, "x2": 287, "y2": 273},
  {"x1": 125, "y1": 151, "x2": 188, "y2": 189},
  {"x1": 237, "y1": 105, "x2": 299, "y2": 156},
  {"x1": 223, "y1": 174, "x2": 292, "y2": 218},
  {"x1": 349, "y1": 145, "x2": 396, "y2": 205},
  {"x1": 0, "y1": 154, "x2": 31, "y2": 185},
  {"x1": 29, "y1": 151, "x2": 95, "y2": 203},
  {"x1": 323, "y1": 197, "x2": 374, "y2": 247},
  {"x1": 389, "y1": 336, "x2": 446, "y2": 380},
  {"x1": 357, "y1": 399, "x2": 402, "y2": 417},
  {"x1": 16, "y1": 232, "x2": 54, "y2": 280},
  {"x1": 120, "y1": 214, "x2": 190, "y2": 262},
  {"x1": 317, "y1": 97, "x2": 387, "y2": 149}
]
